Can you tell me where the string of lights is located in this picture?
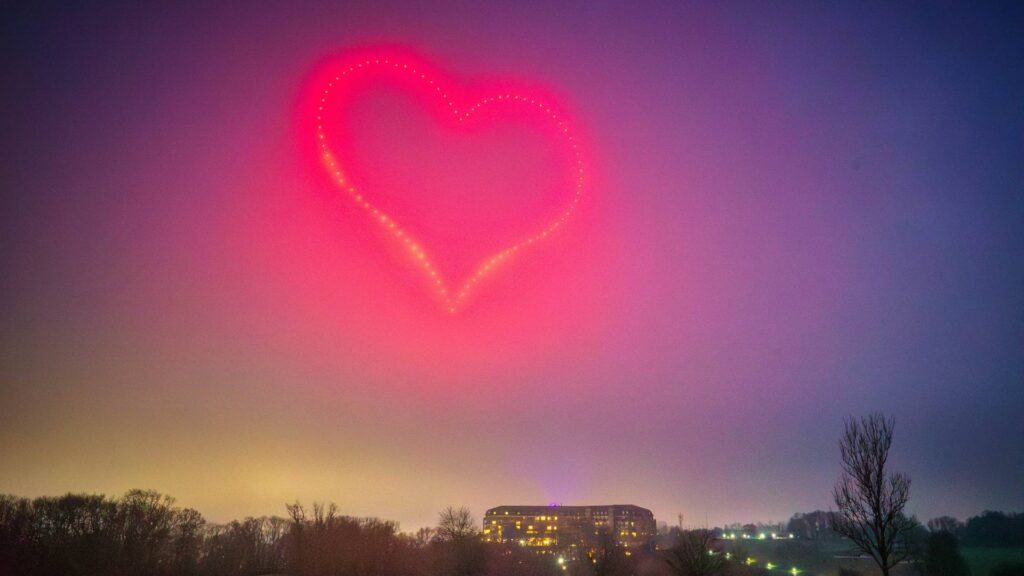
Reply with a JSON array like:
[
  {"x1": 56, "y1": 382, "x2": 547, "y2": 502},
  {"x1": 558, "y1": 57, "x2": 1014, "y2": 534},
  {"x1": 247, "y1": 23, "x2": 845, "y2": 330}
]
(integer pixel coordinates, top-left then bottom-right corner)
[{"x1": 315, "y1": 56, "x2": 584, "y2": 313}]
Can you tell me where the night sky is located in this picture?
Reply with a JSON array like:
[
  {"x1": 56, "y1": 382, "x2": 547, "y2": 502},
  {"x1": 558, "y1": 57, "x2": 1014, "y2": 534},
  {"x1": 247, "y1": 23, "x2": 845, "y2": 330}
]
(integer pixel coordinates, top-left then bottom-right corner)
[{"x1": 2, "y1": 1, "x2": 1022, "y2": 530}]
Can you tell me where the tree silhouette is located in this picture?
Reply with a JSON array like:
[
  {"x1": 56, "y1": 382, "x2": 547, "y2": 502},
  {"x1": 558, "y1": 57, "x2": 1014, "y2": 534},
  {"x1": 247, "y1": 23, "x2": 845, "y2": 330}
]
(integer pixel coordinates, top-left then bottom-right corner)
[
  {"x1": 436, "y1": 506, "x2": 478, "y2": 542},
  {"x1": 663, "y1": 529, "x2": 724, "y2": 576},
  {"x1": 926, "y1": 516, "x2": 964, "y2": 535},
  {"x1": 832, "y1": 413, "x2": 916, "y2": 576},
  {"x1": 924, "y1": 530, "x2": 969, "y2": 576},
  {"x1": 434, "y1": 506, "x2": 484, "y2": 576}
]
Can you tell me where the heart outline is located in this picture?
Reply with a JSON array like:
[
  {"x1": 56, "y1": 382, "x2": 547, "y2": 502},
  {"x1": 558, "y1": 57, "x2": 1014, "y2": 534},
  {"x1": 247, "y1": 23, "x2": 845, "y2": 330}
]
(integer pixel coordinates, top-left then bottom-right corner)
[{"x1": 314, "y1": 54, "x2": 585, "y2": 313}]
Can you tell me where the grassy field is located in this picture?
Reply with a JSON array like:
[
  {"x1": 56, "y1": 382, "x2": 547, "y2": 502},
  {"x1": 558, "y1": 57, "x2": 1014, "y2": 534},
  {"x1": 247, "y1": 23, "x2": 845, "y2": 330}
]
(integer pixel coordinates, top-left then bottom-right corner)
[
  {"x1": 962, "y1": 547, "x2": 1024, "y2": 575},
  {"x1": 721, "y1": 540, "x2": 1024, "y2": 576}
]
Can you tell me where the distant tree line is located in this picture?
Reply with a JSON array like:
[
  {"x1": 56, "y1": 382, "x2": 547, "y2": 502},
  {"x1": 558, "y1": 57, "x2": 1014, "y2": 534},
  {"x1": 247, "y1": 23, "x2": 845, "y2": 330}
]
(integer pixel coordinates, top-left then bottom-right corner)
[
  {"x1": 783, "y1": 509, "x2": 1024, "y2": 541},
  {"x1": 2, "y1": 488, "x2": 1021, "y2": 576},
  {"x1": 0, "y1": 491, "x2": 738, "y2": 576},
  {"x1": 785, "y1": 511, "x2": 841, "y2": 540},
  {"x1": 931, "y1": 511, "x2": 1024, "y2": 548}
]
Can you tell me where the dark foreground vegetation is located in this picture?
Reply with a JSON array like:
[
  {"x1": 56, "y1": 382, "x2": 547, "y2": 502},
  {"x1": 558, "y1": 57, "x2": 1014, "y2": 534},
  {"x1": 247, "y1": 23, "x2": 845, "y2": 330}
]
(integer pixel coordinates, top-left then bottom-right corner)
[
  {"x1": 0, "y1": 491, "x2": 752, "y2": 576},
  {"x1": 1, "y1": 490, "x2": 1022, "y2": 576}
]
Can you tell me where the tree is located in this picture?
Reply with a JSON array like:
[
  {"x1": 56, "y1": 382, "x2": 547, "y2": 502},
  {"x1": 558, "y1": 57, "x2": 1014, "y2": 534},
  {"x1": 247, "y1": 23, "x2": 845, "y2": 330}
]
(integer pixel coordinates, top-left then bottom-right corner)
[
  {"x1": 201, "y1": 516, "x2": 288, "y2": 576},
  {"x1": 927, "y1": 516, "x2": 964, "y2": 535},
  {"x1": 117, "y1": 489, "x2": 180, "y2": 575},
  {"x1": 832, "y1": 413, "x2": 917, "y2": 576},
  {"x1": 412, "y1": 526, "x2": 436, "y2": 548},
  {"x1": 589, "y1": 529, "x2": 628, "y2": 576},
  {"x1": 924, "y1": 531, "x2": 969, "y2": 576},
  {"x1": 664, "y1": 530, "x2": 725, "y2": 576},
  {"x1": 787, "y1": 510, "x2": 840, "y2": 540},
  {"x1": 435, "y1": 507, "x2": 484, "y2": 576},
  {"x1": 436, "y1": 506, "x2": 478, "y2": 542},
  {"x1": 960, "y1": 511, "x2": 1024, "y2": 547}
]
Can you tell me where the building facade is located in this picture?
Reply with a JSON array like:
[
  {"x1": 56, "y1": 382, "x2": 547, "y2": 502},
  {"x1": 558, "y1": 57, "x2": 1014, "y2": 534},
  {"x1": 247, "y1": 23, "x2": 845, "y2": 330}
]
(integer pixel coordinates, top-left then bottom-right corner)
[{"x1": 482, "y1": 505, "x2": 656, "y2": 558}]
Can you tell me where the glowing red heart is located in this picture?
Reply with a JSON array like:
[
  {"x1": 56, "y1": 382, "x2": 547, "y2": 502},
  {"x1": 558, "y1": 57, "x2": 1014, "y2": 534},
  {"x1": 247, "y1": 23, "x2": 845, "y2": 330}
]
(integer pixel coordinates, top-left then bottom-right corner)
[{"x1": 310, "y1": 49, "x2": 585, "y2": 313}]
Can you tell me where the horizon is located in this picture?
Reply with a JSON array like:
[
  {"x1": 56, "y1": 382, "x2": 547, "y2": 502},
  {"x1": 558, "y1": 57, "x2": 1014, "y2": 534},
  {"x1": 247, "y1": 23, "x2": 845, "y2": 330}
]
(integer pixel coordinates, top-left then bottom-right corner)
[
  {"x1": 1, "y1": 488, "x2": 1017, "y2": 535},
  {"x1": 2, "y1": 0, "x2": 1023, "y2": 546}
]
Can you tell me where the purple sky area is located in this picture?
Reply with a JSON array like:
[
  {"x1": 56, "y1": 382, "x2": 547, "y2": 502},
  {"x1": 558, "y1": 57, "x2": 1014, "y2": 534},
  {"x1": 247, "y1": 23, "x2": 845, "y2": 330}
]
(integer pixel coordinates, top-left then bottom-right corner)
[{"x1": 2, "y1": 1, "x2": 1022, "y2": 530}]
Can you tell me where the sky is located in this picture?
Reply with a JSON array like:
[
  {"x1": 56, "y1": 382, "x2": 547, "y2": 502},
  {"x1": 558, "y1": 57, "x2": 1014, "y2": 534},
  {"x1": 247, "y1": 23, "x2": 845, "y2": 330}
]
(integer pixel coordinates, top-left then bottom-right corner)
[{"x1": 1, "y1": 1, "x2": 1022, "y2": 530}]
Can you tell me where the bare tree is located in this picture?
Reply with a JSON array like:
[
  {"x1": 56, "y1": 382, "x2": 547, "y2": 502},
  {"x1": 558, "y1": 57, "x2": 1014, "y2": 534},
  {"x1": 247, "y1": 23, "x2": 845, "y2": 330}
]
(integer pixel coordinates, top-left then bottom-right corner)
[
  {"x1": 832, "y1": 413, "x2": 916, "y2": 576},
  {"x1": 412, "y1": 526, "x2": 437, "y2": 548},
  {"x1": 926, "y1": 516, "x2": 963, "y2": 534},
  {"x1": 436, "y1": 506, "x2": 478, "y2": 542},
  {"x1": 434, "y1": 507, "x2": 483, "y2": 576},
  {"x1": 663, "y1": 529, "x2": 724, "y2": 576}
]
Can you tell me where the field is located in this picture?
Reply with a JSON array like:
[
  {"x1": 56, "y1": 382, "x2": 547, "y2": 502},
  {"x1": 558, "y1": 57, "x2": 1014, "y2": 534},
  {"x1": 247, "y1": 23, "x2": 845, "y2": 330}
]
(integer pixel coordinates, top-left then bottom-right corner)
[
  {"x1": 962, "y1": 547, "x2": 1024, "y2": 575},
  {"x1": 720, "y1": 540, "x2": 1024, "y2": 576}
]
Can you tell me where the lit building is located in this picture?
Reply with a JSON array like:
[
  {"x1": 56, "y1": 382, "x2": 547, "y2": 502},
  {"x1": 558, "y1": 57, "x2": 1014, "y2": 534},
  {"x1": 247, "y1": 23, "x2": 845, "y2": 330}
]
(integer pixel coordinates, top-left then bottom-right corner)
[{"x1": 482, "y1": 505, "x2": 656, "y2": 558}]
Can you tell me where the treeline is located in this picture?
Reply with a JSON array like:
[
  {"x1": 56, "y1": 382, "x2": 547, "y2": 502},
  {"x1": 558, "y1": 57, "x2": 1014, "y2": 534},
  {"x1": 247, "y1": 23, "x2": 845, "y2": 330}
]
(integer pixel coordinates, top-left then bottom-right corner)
[
  {"x1": 0, "y1": 490, "x2": 731, "y2": 576},
  {"x1": 782, "y1": 509, "x2": 1024, "y2": 547},
  {"x1": 785, "y1": 511, "x2": 840, "y2": 540},
  {"x1": 0, "y1": 491, "x2": 205, "y2": 576},
  {"x1": 0, "y1": 491, "x2": 564, "y2": 576},
  {"x1": 927, "y1": 511, "x2": 1024, "y2": 548},
  {"x1": 5, "y1": 489, "x2": 1019, "y2": 576}
]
